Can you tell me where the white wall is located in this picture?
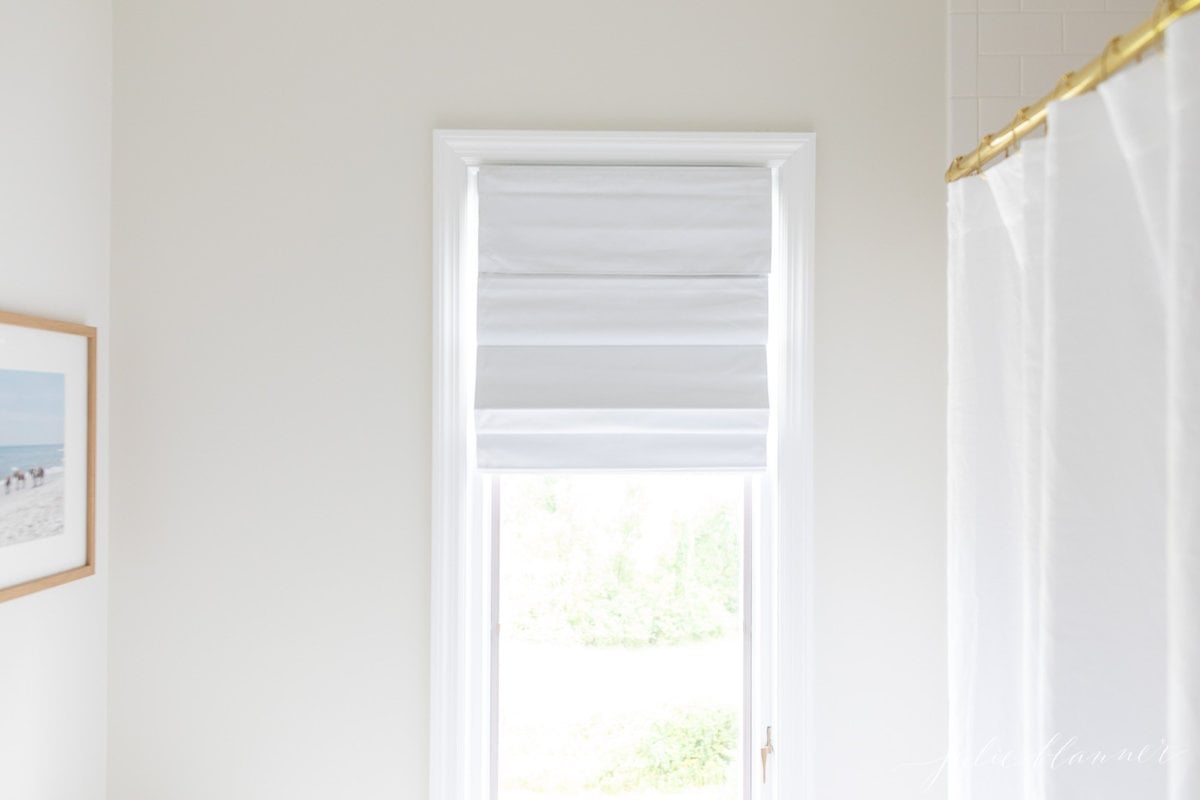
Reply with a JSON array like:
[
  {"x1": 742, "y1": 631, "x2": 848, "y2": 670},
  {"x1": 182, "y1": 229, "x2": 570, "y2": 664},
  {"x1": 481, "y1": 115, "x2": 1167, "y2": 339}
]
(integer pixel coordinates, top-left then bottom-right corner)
[
  {"x1": 0, "y1": 2, "x2": 112, "y2": 798},
  {"x1": 947, "y1": 0, "x2": 1155, "y2": 159},
  {"x1": 110, "y1": 1, "x2": 948, "y2": 798}
]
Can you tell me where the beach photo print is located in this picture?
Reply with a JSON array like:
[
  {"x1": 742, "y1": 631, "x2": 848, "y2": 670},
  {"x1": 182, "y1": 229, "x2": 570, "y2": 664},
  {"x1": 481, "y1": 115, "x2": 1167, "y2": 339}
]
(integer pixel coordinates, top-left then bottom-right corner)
[
  {"x1": 0, "y1": 369, "x2": 67, "y2": 547},
  {"x1": 0, "y1": 311, "x2": 96, "y2": 604}
]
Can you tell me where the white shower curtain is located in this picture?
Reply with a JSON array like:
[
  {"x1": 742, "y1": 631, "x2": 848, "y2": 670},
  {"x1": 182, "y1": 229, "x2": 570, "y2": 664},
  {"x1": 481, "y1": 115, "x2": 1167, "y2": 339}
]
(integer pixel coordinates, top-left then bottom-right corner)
[{"x1": 947, "y1": 13, "x2": 1200, "y2": 800}]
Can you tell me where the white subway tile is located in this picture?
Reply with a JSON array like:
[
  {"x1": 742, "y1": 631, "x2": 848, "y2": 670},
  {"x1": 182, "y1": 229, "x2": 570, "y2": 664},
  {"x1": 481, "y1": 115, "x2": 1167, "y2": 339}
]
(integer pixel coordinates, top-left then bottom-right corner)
[
  {"x1": 949, "y1": 15, "x2": 979, "y2": 96},
  {"x1": 979, "y1": 13, "x2": 1063, "y2": 54},
  {"x1": 979, "y1": 55, "x2": 1022, "y2": 95},
  {"x1": 949, "y1": 98, "x2": 980, "y2": 160},
  {"x1": 980, "y1": 96, "x2": 1024, "y2": 135},
  {"x1": 1105, "y1": 0, "x2": 1154, "y2": 11},
  {"x1": 981, "y1": 0, "x2": 1020, "y2": 11},
  {"x1": 1021, "y1": 53, "x2": 1088, "y2": 94},
  {"x1": 949, "y1": 0, "x2": 978, "y2": 11},
  {"x1": 1022, "y1": 0, "x2": 1103, "y2": 10},
  {"x1": 1062, "y1": 12, "x2": 1145, "y2": 53},
  {"x1": 1020, "y1": 95, "x2": 1045, "y2": 114}
]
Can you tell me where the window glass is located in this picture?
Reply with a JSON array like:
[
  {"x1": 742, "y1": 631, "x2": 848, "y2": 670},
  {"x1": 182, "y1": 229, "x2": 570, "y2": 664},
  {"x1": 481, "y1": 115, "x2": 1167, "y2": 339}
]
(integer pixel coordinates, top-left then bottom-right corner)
[{"x1": 497, "y1": 473, "x2": 745, "y2": 800}]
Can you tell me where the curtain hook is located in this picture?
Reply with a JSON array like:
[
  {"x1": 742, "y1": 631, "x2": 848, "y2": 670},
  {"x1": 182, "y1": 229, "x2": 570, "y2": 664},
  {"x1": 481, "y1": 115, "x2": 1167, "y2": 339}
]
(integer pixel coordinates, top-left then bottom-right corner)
[
  {"x1": 1101, "y1": 37, "x2": 1120, "y2": 81},
  {"x1": 950, "y1": 155, "x2": 966, "y2": 179},
  {"x1": 1153, "y1": 0, "x2": 1169, "y2": 26},
  {"x1": 1153, "y1": 0, "x2": 1174, "y2": 52},
  {"x1": 975, "y1": 134, "x2": 994, "y2": 177},
  {"x1": 1013, "y1": 107, "x2": 1031, "y2": 138},
  {"x1": 1057, "y1": 70, "x2": 1076, "y2": 96},
  {"x1": 1003, "y1": 108, "x2": 1032, "y2": 160},
  {"x1": 1155, "y1": 0, "x2": 1176, "y2": 39}
]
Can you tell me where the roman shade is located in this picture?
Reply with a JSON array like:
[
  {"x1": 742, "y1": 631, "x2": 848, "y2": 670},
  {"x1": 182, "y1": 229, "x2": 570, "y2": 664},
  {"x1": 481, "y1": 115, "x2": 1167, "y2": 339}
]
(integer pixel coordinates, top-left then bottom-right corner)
[{"x1": 475, "y1": 165, "x2": 772, "y2": 470}]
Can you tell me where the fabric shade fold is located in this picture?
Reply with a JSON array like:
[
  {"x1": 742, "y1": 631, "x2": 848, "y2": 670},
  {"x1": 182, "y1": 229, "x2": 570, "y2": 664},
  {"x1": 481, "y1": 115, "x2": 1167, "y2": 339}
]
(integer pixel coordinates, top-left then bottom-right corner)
[
  {"x1": 475, "y1": 164, "x2": 772, "y2": 470},
  {"x1": 478, "y1": 165, "x2": 771, "y2": 276}
]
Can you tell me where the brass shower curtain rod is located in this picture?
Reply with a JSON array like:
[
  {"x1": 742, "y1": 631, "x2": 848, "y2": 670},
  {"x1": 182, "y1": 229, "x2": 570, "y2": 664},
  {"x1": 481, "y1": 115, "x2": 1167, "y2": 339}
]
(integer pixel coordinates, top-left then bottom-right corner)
[{"x1": 946, "y1": 0, "x2": 1200, "y2": 183}]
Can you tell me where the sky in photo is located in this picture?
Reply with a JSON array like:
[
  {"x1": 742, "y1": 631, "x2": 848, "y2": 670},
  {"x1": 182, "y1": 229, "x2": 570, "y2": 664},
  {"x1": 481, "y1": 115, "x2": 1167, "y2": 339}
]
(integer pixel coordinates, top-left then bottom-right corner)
[{"x1": 0, "y1": 369, "x2": 65, "y2": 447}]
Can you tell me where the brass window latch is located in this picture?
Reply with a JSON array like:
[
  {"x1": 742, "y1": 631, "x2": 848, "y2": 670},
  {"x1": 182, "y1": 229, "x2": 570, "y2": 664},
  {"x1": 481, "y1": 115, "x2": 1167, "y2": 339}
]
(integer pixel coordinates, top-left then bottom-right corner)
[{"x1": 761, "y1": 725, "x2": 774, "y2": 784}]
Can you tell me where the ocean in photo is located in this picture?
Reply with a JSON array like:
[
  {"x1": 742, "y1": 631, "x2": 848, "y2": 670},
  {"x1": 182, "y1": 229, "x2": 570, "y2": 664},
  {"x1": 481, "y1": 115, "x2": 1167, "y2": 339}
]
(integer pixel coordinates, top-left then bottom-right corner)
[{"x1": 0, "y1": 444, "x2": 65, "y2": 476}]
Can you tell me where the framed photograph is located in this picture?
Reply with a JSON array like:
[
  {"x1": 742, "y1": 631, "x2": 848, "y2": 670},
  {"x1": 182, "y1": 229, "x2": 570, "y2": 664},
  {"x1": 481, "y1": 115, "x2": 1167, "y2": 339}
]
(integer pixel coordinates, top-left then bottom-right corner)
[{"x1": 0, "y1": 310, "x2": 96, "y2": 604}]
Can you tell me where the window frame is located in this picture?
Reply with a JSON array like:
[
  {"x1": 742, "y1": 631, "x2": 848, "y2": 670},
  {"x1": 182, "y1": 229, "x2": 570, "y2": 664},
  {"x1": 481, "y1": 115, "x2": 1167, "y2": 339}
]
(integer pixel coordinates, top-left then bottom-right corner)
[{"x1": 431, "y1": 130, "x2": 815, "y2": 800}]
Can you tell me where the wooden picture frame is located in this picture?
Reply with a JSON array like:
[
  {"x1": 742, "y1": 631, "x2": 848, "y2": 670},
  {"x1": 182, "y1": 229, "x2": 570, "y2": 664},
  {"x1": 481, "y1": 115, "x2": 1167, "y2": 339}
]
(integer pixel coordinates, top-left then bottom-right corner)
[{"x1": 0, "y1": 310, "x2": 96, "y2": 603}]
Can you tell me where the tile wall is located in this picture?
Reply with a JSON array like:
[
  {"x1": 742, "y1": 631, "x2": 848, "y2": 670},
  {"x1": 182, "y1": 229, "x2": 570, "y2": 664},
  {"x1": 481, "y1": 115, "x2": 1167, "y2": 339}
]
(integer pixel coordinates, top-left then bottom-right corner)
[{"x1": 947, "y1": 0, "x2": 1156, "y2": 161}]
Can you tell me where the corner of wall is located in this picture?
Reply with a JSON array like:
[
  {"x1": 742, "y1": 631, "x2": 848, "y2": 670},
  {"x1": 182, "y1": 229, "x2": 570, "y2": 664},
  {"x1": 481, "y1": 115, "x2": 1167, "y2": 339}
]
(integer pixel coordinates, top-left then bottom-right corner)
[{"x1": 0, "y1": 1, "x2": 112, "y2": 797}]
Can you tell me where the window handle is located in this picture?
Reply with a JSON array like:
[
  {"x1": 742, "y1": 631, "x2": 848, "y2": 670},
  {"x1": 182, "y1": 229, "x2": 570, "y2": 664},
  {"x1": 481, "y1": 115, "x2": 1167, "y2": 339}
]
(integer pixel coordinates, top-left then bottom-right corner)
[{"x1": 761, "y1": 725, "x2": 774, "y2": 784}]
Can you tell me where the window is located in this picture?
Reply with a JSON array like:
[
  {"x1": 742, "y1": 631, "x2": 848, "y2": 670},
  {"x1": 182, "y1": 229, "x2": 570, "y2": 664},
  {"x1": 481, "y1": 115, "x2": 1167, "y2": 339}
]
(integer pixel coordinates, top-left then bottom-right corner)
[
  {"x1": 432, "y1": 131, "x2": 814, "y2": 800},
  {"x1": 495, "y1": 473, "x2": 749, "y2": 799}
]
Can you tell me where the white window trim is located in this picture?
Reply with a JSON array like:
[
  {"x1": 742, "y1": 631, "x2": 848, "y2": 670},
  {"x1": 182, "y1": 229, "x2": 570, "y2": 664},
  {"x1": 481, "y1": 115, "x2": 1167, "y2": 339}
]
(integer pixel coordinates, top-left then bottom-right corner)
[{"x1": 431, "y1": 129, "x2": 815, "y2": 800}]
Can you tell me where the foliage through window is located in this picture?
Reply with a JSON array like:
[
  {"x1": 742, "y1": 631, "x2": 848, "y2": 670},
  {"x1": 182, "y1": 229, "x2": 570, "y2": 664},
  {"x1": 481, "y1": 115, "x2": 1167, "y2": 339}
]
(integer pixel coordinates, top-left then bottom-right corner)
[{"x1": 497, "y1": 473, "x2": 745, "y2": 800}]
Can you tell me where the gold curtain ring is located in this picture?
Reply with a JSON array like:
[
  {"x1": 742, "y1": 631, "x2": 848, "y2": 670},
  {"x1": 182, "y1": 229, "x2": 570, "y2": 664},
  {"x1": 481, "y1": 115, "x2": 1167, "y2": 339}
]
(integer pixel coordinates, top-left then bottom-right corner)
[
  {"x1": 1012, "y1": 106, "x2": 1030, "y2": 135},
  {"x1": 1101, "y1": 37, "x2": 1120, "y2": 80},
  {"x1": 976, "y1": 134, "x2": 994, "y2": 176},
  {"x1": 1155, "y1": 1, "x2": 1174, "y2": 51}
]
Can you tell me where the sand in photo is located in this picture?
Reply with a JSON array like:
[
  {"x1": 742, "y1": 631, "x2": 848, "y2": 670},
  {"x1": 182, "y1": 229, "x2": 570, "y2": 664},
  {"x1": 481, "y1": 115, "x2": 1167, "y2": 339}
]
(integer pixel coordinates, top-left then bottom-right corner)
[
  {"x1": 0, "y1": 368, "x2": 67, "y2": 549},
  {"x1": 0, "y1": 471, "x2": 65, "y2": 547}
]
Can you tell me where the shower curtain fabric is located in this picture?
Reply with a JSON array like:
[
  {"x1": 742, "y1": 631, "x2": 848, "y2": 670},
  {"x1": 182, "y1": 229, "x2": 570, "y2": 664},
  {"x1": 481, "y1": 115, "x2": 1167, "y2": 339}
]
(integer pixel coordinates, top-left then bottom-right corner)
[{"x1": 947, "y1": 14, "x2": 1200, "y2": 800}]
